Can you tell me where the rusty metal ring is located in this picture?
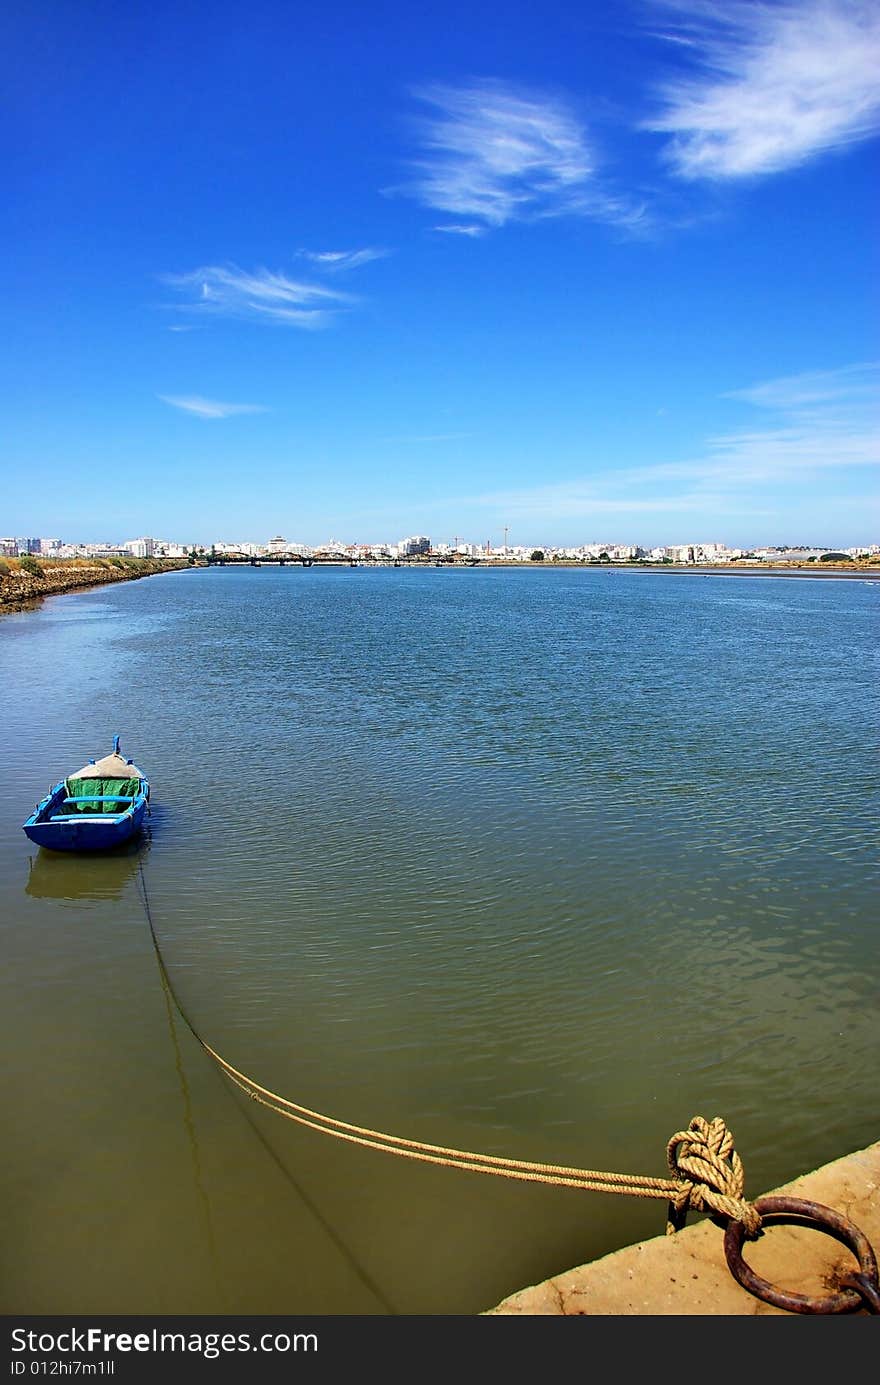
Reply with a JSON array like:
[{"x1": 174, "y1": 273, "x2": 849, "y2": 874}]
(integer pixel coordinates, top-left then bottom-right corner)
[
  {"x1": 723, "y1": 1194, "x2": 880, "y2": 1314},
  {"x1": 839, "y1": 1273, "x2": 880, "y2": 1314}
]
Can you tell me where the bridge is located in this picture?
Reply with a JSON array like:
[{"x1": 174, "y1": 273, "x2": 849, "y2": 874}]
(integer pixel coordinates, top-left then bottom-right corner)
[{"x1": 204, "y1": 554, "x2": 481, "y2": 568}]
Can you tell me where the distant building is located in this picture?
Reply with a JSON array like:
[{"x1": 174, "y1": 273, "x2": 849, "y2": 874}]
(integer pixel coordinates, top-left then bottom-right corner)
[
  {"x1": 266, "y1": 535, "x2": 288, "y2": 554},
  {"x1": 124, "y1": 537, "x2": 155, "y2": 558},
  {"x1": 15, "y1": 537, "x2": 41, "y2": 555},
  {"x1": 755, "y1": 548, "x2": 826, "y2": 562},
  {"x1": 661, "y1": 545, "x2": 696, "y2": 563},
  {"x1": 398, "y1": 535, "x2": 430, "y2": 556},
  {"x1": 38, "y1": 538, "x2": 62, "y2": 555},
  {"x1": 0, "y1": 538, "x2": 17, "y2": 557}
]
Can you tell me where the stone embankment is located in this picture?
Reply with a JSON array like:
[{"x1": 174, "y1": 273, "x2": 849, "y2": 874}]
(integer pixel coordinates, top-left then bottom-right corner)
[
  {"x1": 487, "y1": 1140, "x2": 880, "y2": 1315},
  {"x1": 0, "y1": 558, "x2": 190, "y2": 612}
]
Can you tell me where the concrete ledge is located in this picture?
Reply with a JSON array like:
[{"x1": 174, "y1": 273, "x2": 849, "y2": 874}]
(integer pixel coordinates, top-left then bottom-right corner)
[{"x1": 487, "y1": 1142, "x2": 880, "y2": 1315}]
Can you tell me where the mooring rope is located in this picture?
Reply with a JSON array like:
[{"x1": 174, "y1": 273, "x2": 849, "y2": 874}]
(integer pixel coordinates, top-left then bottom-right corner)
[{"x1": 137, "y1": 863, "x2": 761, "y2": 1235}]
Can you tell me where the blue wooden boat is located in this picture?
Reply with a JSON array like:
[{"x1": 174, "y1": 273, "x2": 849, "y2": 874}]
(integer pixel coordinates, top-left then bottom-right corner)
[{"x1": 22, "y1": 736, "x2": 150, "y2": 852}]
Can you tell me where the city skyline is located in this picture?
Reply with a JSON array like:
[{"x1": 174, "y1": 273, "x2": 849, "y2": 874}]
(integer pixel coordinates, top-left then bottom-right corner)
[
  {"x1": 3, "y1": 2, "x2": 878, "y2": 545},
  {"x1": 4, "y1": 529, "x2": 875, "y2": 561}
]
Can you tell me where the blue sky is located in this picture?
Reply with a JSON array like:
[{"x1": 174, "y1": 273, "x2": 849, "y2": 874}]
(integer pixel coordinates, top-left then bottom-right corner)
[{"x1": 2, "y1": 0, "x2": 878, "y2": 547}]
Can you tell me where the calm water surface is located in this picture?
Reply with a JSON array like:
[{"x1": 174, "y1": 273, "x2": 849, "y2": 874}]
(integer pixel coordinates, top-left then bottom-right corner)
[{"x1": 1, "y1": 566, "x2": 877, "y2": 1313}]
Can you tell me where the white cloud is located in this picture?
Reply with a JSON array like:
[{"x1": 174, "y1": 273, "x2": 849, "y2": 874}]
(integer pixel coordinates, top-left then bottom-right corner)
[
  {"x1": 647, "y1": 1, "x2": 880, "y2": 178},
  {"x1": 381, "y1": 432, "x2": 475, "y2": 443},
  {"x1": 695, "y1": 361, "x2": 880, "y2": 479},
  {"x1": 162, "y1": 263, "x2": 352, "y2": 327},
  {"x1": 433, "y1": 224, "x2": 487, "y2": 237},
  {"x1": 402, "y1": 80, "x2": 643, "y2": 230},
  {"x1": 471, "y1": 486, "x2": 719, "y2": 518},
  {"x1": 298, "y1": 247, "x2": 388, "y2": 271},
  {"x1": 647, "y1": 362, "x2": 879, "y2": 484},
  {"x1": 724, "y1": 360, "x2": 880, "y2": 411},
  {"x1": 464, "y1": 362, "x2": 879, "y2": 520},
  {"x1": 158, "y1": 395, "x2": 269, "y2": 419}
]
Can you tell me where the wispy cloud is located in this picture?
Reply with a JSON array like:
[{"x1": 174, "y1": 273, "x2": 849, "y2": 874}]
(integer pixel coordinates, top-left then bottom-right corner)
[
  {"x1": 465, "y1": 362, "x2": 879, "y2": 520},
  {"x1": 724, "y1": 360, "x2": 880, "y2": 411},
  {"x1": 297, "y1": 247, "x2": 388, "y2": 272},
  {"x1": 161, "y1": 263, "x2": 352, "y2": 327},
  {"x1": 401, "y1": 79, "x2": 644, "y2": 230},
  {"x1": 646, "y1": 1, "x2": 880, "y2": 179},
  {"x1": 433, "y1": 223, "x2": 486, "y2": 237},
  {"x1": 698, "y1": 360, "x2": 880, "y2": 479},
  {"x1": 158, "y1": 394, "x2": 269, "y2": 419},
  {"x1": 380, "y1": 432, "x2": 475, "y2": 444},
  {"x1": 469, "y1": 486, "x2": 723, "y2": 518}
]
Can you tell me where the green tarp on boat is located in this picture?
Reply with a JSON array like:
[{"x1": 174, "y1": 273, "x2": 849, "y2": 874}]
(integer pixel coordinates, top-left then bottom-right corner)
[
  {"x1": 62, "y1": 774, "x2": 143, "y2": 814},
  {"x1": 59, "y1": 748, "x2": 146, "y2": 813}
]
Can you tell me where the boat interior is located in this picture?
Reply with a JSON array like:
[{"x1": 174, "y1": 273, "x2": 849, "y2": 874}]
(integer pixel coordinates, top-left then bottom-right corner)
[{"x1": 47, "y1": 776, "x2": 143, "y2": 819}]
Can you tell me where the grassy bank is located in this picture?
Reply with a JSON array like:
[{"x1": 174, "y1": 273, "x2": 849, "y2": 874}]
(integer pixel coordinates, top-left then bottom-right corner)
[{"x1": 0, "y1": 556, "x2": 191, "y2": 612}]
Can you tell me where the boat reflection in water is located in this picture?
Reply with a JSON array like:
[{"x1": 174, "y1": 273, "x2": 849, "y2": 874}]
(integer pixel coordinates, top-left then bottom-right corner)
[{"x1": 25, "y1": 835, "x2": 148, "y2": 903}]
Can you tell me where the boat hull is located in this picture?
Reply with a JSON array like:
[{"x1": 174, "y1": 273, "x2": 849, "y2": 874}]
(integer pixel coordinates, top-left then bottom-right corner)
[
  {"x1": 23, "y1": 805, "x2": 147, "y2": 851},
  {"x1": 22, "y1": 779, "x2": 149, "y2": 853}
]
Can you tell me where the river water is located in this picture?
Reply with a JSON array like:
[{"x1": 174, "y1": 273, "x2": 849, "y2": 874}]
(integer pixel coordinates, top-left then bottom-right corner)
[{"x1": 1, "y1": 565, "x2": 877, "y2": 1314}]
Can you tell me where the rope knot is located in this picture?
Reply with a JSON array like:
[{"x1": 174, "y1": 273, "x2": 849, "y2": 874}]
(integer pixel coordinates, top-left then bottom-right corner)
[{"x1": 666, "y1": 1116, "x2": 761, "y2": 1236}]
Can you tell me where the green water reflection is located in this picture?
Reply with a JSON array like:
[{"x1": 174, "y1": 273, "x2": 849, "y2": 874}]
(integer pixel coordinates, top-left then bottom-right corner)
[
  {"x1": 25, "y1": 840, "x2": 146, "y2": 901},
  {"x1": 1, "y1": 568, "x2": 877, "y2": 1314}
]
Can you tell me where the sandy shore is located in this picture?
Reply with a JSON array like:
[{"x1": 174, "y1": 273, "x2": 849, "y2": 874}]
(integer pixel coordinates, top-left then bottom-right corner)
[
  {"x1": 611, "y1": 563, "x2": 880, "y2": 580},
  {"x1": 412, "y1": 559, "x2": 879, "y2": 578}
]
